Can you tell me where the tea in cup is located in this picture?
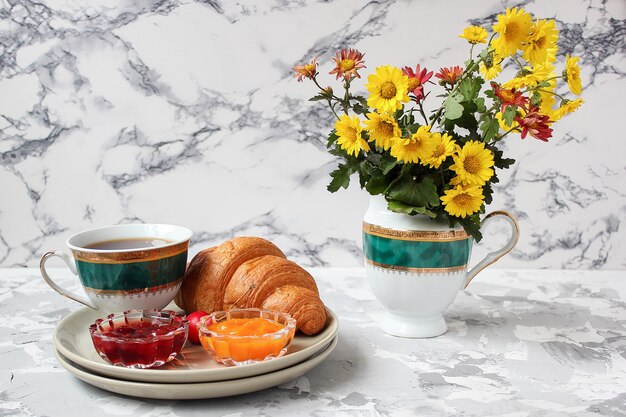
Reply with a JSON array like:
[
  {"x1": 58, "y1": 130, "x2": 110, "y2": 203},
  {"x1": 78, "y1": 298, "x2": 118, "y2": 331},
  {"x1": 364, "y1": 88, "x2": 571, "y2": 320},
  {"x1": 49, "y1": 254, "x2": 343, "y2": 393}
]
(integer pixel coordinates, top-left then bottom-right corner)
[{"x1": 40, "y1": 224, "x2": 192, "y2": 312}]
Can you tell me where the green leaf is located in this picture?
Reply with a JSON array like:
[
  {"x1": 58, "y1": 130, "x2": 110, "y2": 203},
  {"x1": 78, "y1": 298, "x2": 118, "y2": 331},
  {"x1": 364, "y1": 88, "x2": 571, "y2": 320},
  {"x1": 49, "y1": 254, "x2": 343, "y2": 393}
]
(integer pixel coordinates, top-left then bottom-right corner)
[
  {"x1": 326, "y1": 131, "x2": 338, "y2": 148},
  {"x1": 456, "y1": 101, "x2": 479, "y2": 131},
  {"x1": 480, "y1": 116, "x2": 499, "y2": 142},
  {"x1": 386, "y1": 200, "x2": 437, "y2": 218},
  {"x1": 503, "y1": 105, "x2": 517, "y2": 126},
  {"x1": 475, "y1": 97, "x2": 486, "y2": 113},
  {"x1": 366, "y1": 153, "x2": 382, "y2": 164},
  {"x1": 443, "y1": 92, "x2": 464, "y2": 121},
  {"x1": 531, "y1": 90, "x2": 541, "y2": 106},
  {"x1": 358, "y1": 170, "x2": 370, "y2": 189},
  {"x1": 381, "y1": 159, "x2": 397, "y2": 175},
  {"x1": 491, "y1": 147, "x2": 515, "y2": 169},
  {"x1": 365, "y1": 175, "x2": 393, "y2": 195},
  {"x1": 352, "y1": 95, "x2": 368, "y2": 110},
  {"x1": 458, "y1": 215, "x2": 483, "y2": 241},
  {"x1": 353, "y1": 102, "x2": 368, "y2": 115},
  {"x1": 386, "y1": 176, "x2": 440, "y2": 208},
  {"x1": 483, "y1": 182, "x2": 494, "y2": 205},
  {"x1": 459, "y1": 77, "x2": 481, "y2": 101},
  {"x1": 327, "y1": 164, "x2": 354, "y2": 192},
  {"x1": 359, "y1": 160, "x2": 374, "y2": 175},
  {"x1": 308, "y1": 94, "x2": 327, "y2": 102}
]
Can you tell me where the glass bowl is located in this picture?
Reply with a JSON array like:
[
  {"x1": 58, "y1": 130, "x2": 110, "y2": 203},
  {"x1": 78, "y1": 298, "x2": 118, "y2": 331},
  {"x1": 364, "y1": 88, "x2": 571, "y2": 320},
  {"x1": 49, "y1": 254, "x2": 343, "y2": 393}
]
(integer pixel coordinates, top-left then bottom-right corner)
[
  {"x1": 197, "y1": 309, "x2": 296, "y2": 366},
  {"x1": 89, "y1": 310, "x2": 188, "y2": 369}
]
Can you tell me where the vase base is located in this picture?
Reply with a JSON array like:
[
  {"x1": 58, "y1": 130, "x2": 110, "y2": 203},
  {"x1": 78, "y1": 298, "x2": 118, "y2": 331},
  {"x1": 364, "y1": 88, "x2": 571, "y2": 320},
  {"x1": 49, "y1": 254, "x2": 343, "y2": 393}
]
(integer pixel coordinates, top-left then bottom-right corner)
[{"x1": 380, "y1": 312, "x2": 447, "y2": 338}]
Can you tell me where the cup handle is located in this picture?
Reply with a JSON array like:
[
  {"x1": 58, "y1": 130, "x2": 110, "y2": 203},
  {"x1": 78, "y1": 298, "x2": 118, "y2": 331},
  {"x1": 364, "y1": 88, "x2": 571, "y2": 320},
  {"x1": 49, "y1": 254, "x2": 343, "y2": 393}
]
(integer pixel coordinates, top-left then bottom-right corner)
[
  {"x1": 40, "y1": 251, "x2": 97, "y2": 309},
  {"x1": 463, "y1": 211, "x2": 520, "y2": 289}
]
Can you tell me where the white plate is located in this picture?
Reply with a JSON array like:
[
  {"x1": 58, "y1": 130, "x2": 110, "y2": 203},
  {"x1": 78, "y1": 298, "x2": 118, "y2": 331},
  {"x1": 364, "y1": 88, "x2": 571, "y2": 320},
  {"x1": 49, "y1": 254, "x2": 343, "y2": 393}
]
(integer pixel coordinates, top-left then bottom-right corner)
[
  {"x1": 55, "y1": 336, "x2": 337, "y2": 400},
  {"x1": 53, "y1": 303, "x2": 338, "y2": 383}
]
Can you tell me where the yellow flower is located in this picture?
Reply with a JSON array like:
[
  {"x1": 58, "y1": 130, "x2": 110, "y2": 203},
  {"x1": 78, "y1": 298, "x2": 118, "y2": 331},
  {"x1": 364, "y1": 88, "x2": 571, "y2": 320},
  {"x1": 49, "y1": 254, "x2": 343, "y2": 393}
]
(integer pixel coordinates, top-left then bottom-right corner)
[
  {"x1": 492, "y1": 7, "x2": 533, "y2": 57},
  {"x1": 459, "y1": 26, "x2": 488, "y2": 44},
  {"x1": 495, "y1": 111, "x2": 520, "y2": 131},
  {"x1": 366, "y1": 65, "x2": 410, "y2": 113},
  {"x1": 479, "y1": 52, "x2": 503, "y2": 80},
  {"x1": 503, "y1": 62, "x2": 555, "y2": 89},
  {"x1": 550, "y1": 98, "x2": 584, "y2": 121},
  {"x1": 335, "y1": 115, "x2": 370, "y2": 157},
  {"x1": 450, "y1": 140, "x2": 494, "y2": 186},
  {"x1": 421, "y1": 132, "x2": 456, "y2": 168},
  {"x1": 538, "y1": 78, "x2": 557, "y2": 115},
  {"x1": 364, "y1": 112, "x2": 401, "y2": 150},
  {"x1": 390, "y1": 125, "x2": 434, "y2": 164},
  {"x1": 522, "y1": 19, "x2": 559, "y2": 65},
  {"x1": 441, "y1": 185, "x2": 485, "y2": 218},
  {"x1": 564, "y1": 54, "x2": 582, "y2": 95}
]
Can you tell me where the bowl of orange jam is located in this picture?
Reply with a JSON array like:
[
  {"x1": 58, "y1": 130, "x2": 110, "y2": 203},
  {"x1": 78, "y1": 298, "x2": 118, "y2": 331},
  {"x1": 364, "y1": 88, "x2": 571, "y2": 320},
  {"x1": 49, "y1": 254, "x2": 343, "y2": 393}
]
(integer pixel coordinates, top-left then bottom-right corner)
[{"x1": 197, "y1": 309, "x2": 296, "y2": 366}]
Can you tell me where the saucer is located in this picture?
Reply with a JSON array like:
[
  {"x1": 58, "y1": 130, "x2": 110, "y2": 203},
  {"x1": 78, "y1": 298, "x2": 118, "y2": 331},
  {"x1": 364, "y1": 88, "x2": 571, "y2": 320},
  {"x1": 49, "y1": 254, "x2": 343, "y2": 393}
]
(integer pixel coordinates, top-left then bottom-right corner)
[
  {"x1": 55, "y1": 336, "x2": 338, "y2": 400},
  {"x1": 54, "y1": 303, "x2": 338, "y2": 383}
]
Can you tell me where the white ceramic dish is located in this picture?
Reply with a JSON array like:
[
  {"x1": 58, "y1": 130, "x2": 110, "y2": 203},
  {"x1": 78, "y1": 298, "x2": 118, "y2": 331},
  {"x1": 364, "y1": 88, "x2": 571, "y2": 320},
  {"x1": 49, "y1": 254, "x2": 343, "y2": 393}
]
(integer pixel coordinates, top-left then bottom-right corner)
[
  {"x1": 55, "y1": 336, "x2": 338, "y2": 400},
  {"x1": 53, "y1": 303, "x2": 338, "y2": 383}
]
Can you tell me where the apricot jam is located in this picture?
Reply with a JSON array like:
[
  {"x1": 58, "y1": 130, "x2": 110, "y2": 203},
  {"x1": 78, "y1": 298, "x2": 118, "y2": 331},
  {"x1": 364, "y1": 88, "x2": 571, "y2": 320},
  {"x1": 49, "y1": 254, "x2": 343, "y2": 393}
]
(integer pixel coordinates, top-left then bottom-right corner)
[
  {"x1": 198, "y1": 309, "x2": 296, "y2": 366},
  {"x1": 207, "y1": 318, "x2": 285, "y2": 336}
]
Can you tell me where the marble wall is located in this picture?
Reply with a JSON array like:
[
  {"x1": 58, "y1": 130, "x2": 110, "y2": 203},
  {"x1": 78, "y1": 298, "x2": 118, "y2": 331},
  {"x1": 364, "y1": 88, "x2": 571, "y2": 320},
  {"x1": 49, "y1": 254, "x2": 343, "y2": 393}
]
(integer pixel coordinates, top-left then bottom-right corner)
[{"x1": 1, "y1": 0, "x2": 624, "y2": 269}]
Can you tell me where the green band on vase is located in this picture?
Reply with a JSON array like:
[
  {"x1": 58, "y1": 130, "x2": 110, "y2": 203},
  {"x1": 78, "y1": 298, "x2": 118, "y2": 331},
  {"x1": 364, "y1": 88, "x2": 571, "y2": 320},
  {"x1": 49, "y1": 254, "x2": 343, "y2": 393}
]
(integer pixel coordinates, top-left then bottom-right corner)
[{"x1": 363, "y1": 232, "x2": 471, "y2": 271}]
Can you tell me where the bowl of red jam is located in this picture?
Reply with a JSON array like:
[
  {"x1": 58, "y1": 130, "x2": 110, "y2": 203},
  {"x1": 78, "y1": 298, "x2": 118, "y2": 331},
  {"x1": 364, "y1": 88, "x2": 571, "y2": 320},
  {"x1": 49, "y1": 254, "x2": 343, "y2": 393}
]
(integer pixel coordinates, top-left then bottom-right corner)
[
  {"x1": 89, "y1": 310, "x2": 188, "y2": 369},
  {"x1": 197, "y1": 308, "x2": 296, "y2": 366}
]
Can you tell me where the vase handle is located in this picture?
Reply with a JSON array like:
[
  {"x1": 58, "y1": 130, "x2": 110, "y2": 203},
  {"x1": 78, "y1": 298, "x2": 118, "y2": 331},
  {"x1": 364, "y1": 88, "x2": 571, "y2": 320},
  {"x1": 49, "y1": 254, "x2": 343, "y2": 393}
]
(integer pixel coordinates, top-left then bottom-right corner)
[{"x1": 463, "y1": 211, "x2": 520, "y2": 289}]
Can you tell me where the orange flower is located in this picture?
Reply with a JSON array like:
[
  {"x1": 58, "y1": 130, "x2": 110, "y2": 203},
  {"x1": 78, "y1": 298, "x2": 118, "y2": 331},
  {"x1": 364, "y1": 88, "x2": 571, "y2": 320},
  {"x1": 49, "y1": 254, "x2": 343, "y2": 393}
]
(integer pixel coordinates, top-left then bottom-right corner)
[
  {"x1": 293, "y1": 57, "x2": 318, "y2": 82},
  {"x1": 329, "y1": 49, "x2": 366, "y2": 80},
  {"x1": 491, "y1": 82, "x2": 528, "y2": 113},
  {"x1": 435, "y1": 66, "x2": 463, "y2": 86}
]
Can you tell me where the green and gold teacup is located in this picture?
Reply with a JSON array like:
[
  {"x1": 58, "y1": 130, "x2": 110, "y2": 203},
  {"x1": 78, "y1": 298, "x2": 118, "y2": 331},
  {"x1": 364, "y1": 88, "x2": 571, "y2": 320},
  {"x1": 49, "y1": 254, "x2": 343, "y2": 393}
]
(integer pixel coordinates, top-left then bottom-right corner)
[{"x1": 40, "y1": 224, "x2": 192, "y2": 313}]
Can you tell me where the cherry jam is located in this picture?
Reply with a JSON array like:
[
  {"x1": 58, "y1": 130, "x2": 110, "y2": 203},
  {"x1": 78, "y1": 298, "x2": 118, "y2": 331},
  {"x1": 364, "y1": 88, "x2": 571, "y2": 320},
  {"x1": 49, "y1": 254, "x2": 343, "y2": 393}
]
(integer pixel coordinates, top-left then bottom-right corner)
[{"x1": 89, "y1": 310, "x2": 188, "y2": 369}]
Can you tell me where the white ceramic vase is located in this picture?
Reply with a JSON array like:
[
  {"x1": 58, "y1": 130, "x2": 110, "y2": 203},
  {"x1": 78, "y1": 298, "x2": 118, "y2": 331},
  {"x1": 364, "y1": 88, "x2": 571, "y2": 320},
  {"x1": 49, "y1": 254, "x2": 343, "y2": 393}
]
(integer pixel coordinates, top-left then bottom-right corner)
[{"x1": 363, "y1": 195, "x2": 519, "y2": 338}]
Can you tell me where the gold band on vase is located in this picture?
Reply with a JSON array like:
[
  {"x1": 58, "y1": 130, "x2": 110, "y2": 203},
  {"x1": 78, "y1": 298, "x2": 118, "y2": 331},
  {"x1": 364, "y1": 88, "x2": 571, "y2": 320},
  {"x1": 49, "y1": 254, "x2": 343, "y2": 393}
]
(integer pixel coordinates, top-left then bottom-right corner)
[
  {"x1": 365, "y1": 258, "x2": 467, "y2": 273},
  {"x1": 363, "y1": 222, "x2": 470, "y2": 242}
]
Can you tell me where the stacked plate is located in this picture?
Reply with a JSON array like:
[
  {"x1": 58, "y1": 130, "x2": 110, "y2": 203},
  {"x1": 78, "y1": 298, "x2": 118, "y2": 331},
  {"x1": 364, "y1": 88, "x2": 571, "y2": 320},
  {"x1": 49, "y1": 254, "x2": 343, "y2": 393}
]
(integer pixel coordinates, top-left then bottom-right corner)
[{"x1": 52, "y1": 305, "x2": 339, "y2": 400}]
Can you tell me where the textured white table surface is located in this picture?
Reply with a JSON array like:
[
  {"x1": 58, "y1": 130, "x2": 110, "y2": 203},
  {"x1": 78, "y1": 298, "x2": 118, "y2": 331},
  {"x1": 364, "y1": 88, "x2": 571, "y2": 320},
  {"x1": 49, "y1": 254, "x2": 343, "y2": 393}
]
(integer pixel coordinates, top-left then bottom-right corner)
[{"x1": 1, "y1": 267, "x2": 625, "y2": 417}]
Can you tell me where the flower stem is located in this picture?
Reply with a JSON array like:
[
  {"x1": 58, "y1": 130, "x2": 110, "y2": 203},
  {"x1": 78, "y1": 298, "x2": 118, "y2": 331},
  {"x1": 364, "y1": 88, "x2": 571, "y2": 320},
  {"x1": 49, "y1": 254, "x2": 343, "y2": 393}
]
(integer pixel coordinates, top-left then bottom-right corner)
[
  {"x1": 494, "y1": 125, "x2": 520, "y2": 143},
  {"x1": 342, "y1": 79, "x2": 352, "y2": 115},
  {"x1": 417, "y1": 100, "x2": 429, "y2": 125},
  {"x1": 511, "y1": 54, "x2": 525, "y2": 71},
  {"x1": 312, "y1": 76, "x2": 343, "y2": 102},
  {"x1": 328, "y1": 100, "x2": 340, "y2": 120},
  {"x1": 534, "y1": 88, "x2": 568, "y2": 101}
]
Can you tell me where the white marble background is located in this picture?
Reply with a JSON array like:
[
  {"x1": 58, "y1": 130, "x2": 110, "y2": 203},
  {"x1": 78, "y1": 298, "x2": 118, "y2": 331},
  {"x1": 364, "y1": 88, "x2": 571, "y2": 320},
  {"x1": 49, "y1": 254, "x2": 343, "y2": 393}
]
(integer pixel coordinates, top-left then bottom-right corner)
[{"x1": 0, "y1": 0, "x2": 624, "y2": 269}]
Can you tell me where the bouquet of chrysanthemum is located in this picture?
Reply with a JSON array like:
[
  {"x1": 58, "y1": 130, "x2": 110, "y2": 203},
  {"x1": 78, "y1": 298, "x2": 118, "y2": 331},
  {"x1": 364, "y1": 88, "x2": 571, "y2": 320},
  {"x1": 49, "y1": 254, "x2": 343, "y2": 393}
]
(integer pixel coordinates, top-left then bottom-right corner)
[{"x1": 294, "y1": 7, "x2": 584, "y2": 240}]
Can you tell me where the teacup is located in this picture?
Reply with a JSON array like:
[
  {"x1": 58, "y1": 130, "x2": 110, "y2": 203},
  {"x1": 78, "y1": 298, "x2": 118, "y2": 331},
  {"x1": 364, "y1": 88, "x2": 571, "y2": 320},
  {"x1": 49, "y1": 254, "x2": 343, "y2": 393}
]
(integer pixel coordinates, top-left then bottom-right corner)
[{"x1": 40, "y1": 224, "x2": 192, "y2": 312}]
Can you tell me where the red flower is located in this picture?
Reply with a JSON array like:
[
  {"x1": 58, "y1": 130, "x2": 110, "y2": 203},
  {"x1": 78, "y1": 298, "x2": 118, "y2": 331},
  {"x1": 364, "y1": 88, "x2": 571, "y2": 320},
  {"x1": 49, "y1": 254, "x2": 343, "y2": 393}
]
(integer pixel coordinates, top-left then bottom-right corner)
[
  {"x1": 329, "y1": 49, "x2": 366, "y2": 80},
  {"x1": 435, "y1": 66, "x2": 463, "y2": 86},
  {"x1": 402, "y1": 65, "x2": 433, "y2": 101},
  {"x1": 491, "y1": 82, "x2": 528, "y2": 113},
  {"x1": 515, "y1": 106, "x2": 553, "y2": 141}
]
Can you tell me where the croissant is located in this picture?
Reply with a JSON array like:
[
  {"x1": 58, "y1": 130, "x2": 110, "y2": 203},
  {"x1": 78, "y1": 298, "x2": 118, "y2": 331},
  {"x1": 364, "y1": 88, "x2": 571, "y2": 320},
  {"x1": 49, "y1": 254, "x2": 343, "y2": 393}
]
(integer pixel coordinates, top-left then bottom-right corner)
[
  {"x1": 175, "y1": 237, "x2": 285, "y2": 314},
  {"x1": 175, "y1": 237, "x2": 327, "y2": 335},
  {"x1": 224, "y1": 255, "x2": 327, "y2": 335}
]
